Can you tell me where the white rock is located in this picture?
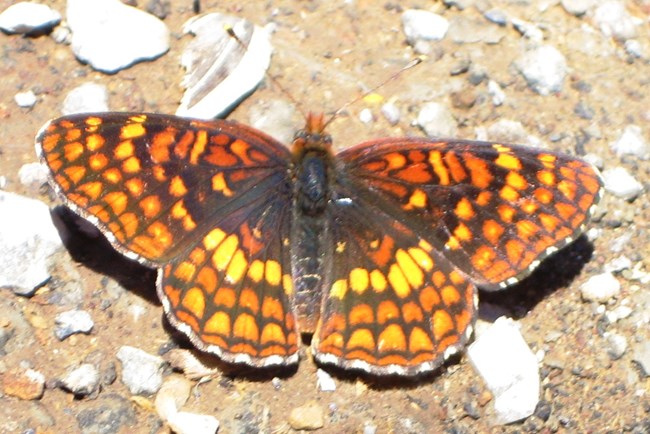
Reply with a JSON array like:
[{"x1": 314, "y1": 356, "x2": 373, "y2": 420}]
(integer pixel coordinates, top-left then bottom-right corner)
[
  {"x1": 511, "y1": 18, "x2": 544, "y2": 42},
  {"x1": 605, "y1": 305, "x2": 633, "y2": 323},
  {"x1": 593, "y1": 1, "x2": 640, "y2": 41},
  {"x1": 401, "y1": 10, "x2": 449, "y2": 43},
  {"x1": 561, "y1": 0, "x2": 595, "y2": 16},
  {"x1": 359, "y1": 108, "x2": 374, "y2": 124},
  {"x1": 62, "y1": 82, "x2": 109, "y2": 115},
  {"x1": 580, "y1": 272, "x2": 621, "y2": 303},
  {"x1": 0, "y1": 2, "x2": 61, "y2": 34},
  {"x1": 416, "y1": 102, "x2": 457, "y2": 137},
  {"x1": 605, "y1": 332, "x2": 627, "y2": 360},
  {"x1": 248, "y1": 100, "x2": 296, "y2": 144},
  {"x1": 0, "y1": 192, "x2": 63, "y2": 295},
  {"x1": 610, "y1": 125, "x2": 649, "y2": 159},
  {"x1": 61, "y1": 363, "x2": 100, "y2": 396},
  {"x1": 602, "y1": 167, "x2": 644, "y2": 200},
  {"x1": 316, "y1": 368, "x2": 336, "y2": 392},
  {"x1": 632, "y1": 341, "x2": 650, "y2": 377},
  {"x1": 14, "y1": 90, "x2": 37, "y2": 108},
  {"x1": 55, "y1": 309, "x2": 94, "y2": 340},
  {"x1": 155, "y1": 375, "x2": 192, "y2": 422},
  {"x1": 467, "y1": 317, "x2": 539, "y2": 424},
  {"x1": 18, "y1": 162, "x2": 48, "y2": 188},
  {"x1": 67, "y1": 0, "x2": 170, "y2": 73},
  {"x1": 624, "y1": 39, "x2": 644, "y2": 58},
  {"x1": 515, "y1": 45, "x2": 567, "y2": 95},
  {"x1": 116, "y1": 346, "x2": 165, "y2": 395},
  {"x1": 487, "y1": 80, "x2": 505, "y2": 106},
  {"x1": 177, "y1": 13, "x2": 272, "y2": 119},
  {"x1": 380, "y1": 102, "x2": 400, "y2": 125},
  {"x1": 167, "y1": 412, "x2": 219, "y2": 434}
]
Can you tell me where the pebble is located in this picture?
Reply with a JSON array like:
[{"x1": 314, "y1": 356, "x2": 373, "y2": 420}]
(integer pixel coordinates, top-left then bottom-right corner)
[
  {"x1": 3, "y1": 368, "x2": 46, "y2": 400},
  {"x1": 487, "y1": 80, "x2": 505, "y2": 106},
  {"x1": 483, "y1": 119, "x2": 542, "y2": 148},
  {"x1": 163, "y1": 348, "x2": 220, "y2": 380},
  {"x1": 483, "y1": 9, "x2": 508, "y2": 26},
  {"x1": 604, "y1": 255, "x2": 632, "y2": 273},
  {"x1": 401, "y1": 10, "x2": 449, "y2": 44},
  {"x1": 0, "y1": 191, "x2": 63, "y2": 296},
  {"x1": 602, "y1": 167, "x2": 644, "y2": 201},
  {"x1": 67, "y1": 0, "x2": 170, "y2": 73},
  {"x1": 358, "y1": 108, "x2": 374, "y2": 124},
  {"x1": 632, "y1": 341, "x2": 650, "y2": 377},
  {"x1": 610, "y1": 125, "x2": 649, "y2": 159},
  {"x1": 288, "y1": 400, "x2": 325, "y2": 430},
  {"x1": 116, "y1": 346, "x2": 165, "y2": 395},
  {"x1": 177, "y1": 13, "x2": 272, "y2": 119},
  {"x1": 167, "y1": 412, "x2": 220, "y2": 434},
  {"x1": 580, "y1": 272, "x2": 621, "y2": 303},
  {"x1": 363, "y1": 423, "x2": 378, "y2": 434},
  {"x1": 54, "y1": 309, "x2": 94, "y2": 340},
  {"x1": 0, "y1": 2, "x2": 61, "y2": 34},
  {"x1": 76, "y1": 394, "x2": 136, "y2": 433},
  {"x1": 447, "y1": 16, "x2": 505, "y2": 44},
  {"x1": 515, "y1": 45, "x2": 567, "y2": 95},
  {"x1": 605, "y1": 332, "x2": 627, "y2": 360},
  {"x1": 316, "y1": 368, "x2": 336, "y2": 392},
  {"x1": 380, "y1": 102, "x2": 400, "y2": 125},
  {"x1": 511, "y1": 18, "x2": 544, "y2": 42},
  {"x1": 593, "y1": 1, "x2": 640, "y2": 41},
  {"x1": 624, "y1": 39, "x2": 644, "y2": 58},
  {"x1": 467, "y1": 317, "x2": 540, "y2": 424},
  {"x1": 155, "y1": 375, "x2": 192, "y2": 422},
  {"x1": 60, "y1": 363, "x2": 100, "y2": 396},
  {"x1": 248, "y1": 99, "x2": 296, "y2": 145},
  {"x1": 18, "y1": 162, "x2": 49, "y2": 189},
  {"x1": 605, "y1": 305, "x2": 633, "y2": 323},
  {"x1": 561, "y1": 0, "x2": 593, "y2": 16},
  {"x1": 14, "y1": 90, "x2": 37, "y2": 108},
  {"x1": 416, "y1": 102, "x2": 458, "y2": 138},
  {"x1": 61, "y1": 82, "x2": 109, "y2": 115}
]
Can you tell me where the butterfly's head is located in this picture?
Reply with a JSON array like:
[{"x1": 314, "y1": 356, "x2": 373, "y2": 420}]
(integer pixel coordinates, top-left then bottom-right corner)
[{"x1": 292, "y1": 112, "x2": 333, "y2": 156}]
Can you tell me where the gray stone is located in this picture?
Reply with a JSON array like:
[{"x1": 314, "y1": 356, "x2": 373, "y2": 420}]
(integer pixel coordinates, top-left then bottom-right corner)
[
  {"x1": 593, "y1": 1, "x2": 640, "y2": 41},
  {"x1": 0, "y1": 2, "x2": 61, "y2": 34},
  {"x1": 610, "y1": 125, "x2": 649, "y2": 159},
  {"x1": 561, "y1": 0, "x2": 595, "y2": 16},
  {"x1": 289, "y1": 401, "x2": 325, "y2": 430},
  {"x1": 605, "y1": 333, "x2": 627, "y2": 360},
  {"x1": 416, "y1": 102, "x2": 457, "y2": 138},
  {"x1": 447, "y1": 16, "x2": 505, "y2": 44},
  {"x1": 249, "y1": 99, "x2": 296, "y2": 144},
  {"x1": 61, "y1": 83, "x2": 109, "y2": 115},
  {"x1": 580, "y1": 272, "x2": 621, "y2": 303},
  {"x1": 632, "y1": 341, "x2": 650, "y2": 377},
  {"x1": 18, "y1": 162, "x2": 48, "y2": 189},
  {"x1": 515, "y1": 45, "x2": 567, "y2": 95},
  {"x1": 61, "y1": 364, "x2": 100, "y2": 396},
  {"x1": 76, "y1": 394, "x2": 136, "y2": 434},
  {"x1": 55, "y1": 310, "x2": 94, "y2": 340},
  {"x1": 602, "y1": 167, "x2": 644, "y2": 201},
  {"x1": 116, "y1": 346, "x2": 164, "y2": 395}
]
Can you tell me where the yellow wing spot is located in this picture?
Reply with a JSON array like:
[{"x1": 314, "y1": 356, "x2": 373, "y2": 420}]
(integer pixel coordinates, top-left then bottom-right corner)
[
  {"x1": 330, "y1": 279, "x2": 348, "y2": 299},
  {"x1": 139, "y1": 195, "x2": 161, "y2": 218},
  {"x1": 396, "y1": 249, "x2": 424, "y2": 288},
  {"x1": 171, "y1": 200, "x2": 188, "y2": 220},
  {"x1": 385, "y1": 152, "x2": 407, "y2": 169},
  {"x1": 122, "y1": 156, "x2": 141, "y2": 174},
  {"x1": 538, "y1": 153, "x2": 557, "y2": 169},
  {"x1": 476, "y1": 191, "x2": 492, "y2": 206},
  {"x1": 261, "y1": 323, "x2": 286, "y2": 345},
  {"x1": 370, "y1": 269, "x2": 387, "y2": 292},
  {"x1": 64, "y1": 166, "x2": 86, "y2": 185},
  {"x1": 558, "y1": 180, "x2": 577, "y2": 201},
  {"x1": 446, "y1": 235, "x2": 461, "y2": 250},
  {"x1": 265, "y1": 260, "x2": 282, "y2": 286},
  {"x1": 225, "y1": 249, "x2": 248, "y2": 284},
  {"x1": 104, "y1": 191, "x2": 128, "y2": 215},
  {"x1": 499, "y1": 184, "x2": 519, "y2": 201},
  {"x1": 248, "y1": 260, "x2": 264, "y2": 283},
  {"x1": 103, "y1": 167, "x2": 122, "y2": 184},
  {"x1": 409, "y1": 327, "x2": 434, "y2": 353},
  {"x1": 506, "y1": 171, "x2": 528, "y2": 190},
  {"x1": 406, "y1": 189, "x2": 427, "y2": 209},
  {"x1": 64, "y1": 142, "x2": 84, "y2": 162},
  {"x1": 85, "y1": 116, "x2": 103, "y2": 127},
  {"x1": 441, "y1": 285, "x2": 461, "y2": 305},
  {"x1": 408, "y1": 247, "x2": 433, "y2": 271},
  {"x1": 453, "y1": 222, "x2": 472, "y2": 242},
  {"x1": 432, "y1": 309, "x2": 453, "y2": 341},
  {"x1": 77, "y1": 181, "x2": 103, "y2": 200},
  {"x1": 349, "y1": 268, "x2": 370, "y2": 293},
  {"x1": 483, "y1": 219, "x2": 504, "y2": 245},
  {"x1": 454, "y1": 197, "x2": 475, "y2": 220},
  {"x1": 181, "y1": 287, "x2": 205, "y2": 319},
  {"x1": 212, "y1": 234, "x2": 239, "y2": 270},
  {"x1": 378, "y1": 323, "x2": 406, "y2": 351},
  {"x1": 86, "y1": 134, "x2": 105, "y2": 151},
  {"x1": 147, "y1": 221, "x2": 173, "y2": 249},
  {"x1": 114, "y1": 140, "x2": 135, "y2": 160},
  {"x1": 336, "y1": 241, "x2": 346, "y2": 253},
  {"x1": 537, "y1": 170, "x2": 555, "y2": 186},
  {"x1": 492, "y1": 144, "x2": 511, "y2": 153},
  {"x1": 120, "y1": 122, "x2": 146, "y2": 139},
  {"x1": 189, "y1": 130, "x2": 208, "y2": 164},
  {"x1": 348, "y1": 328, "x2": 375, "y2": 350},
  {"x1": 233, "y1": 313, "x2": 259, "y2": 341},
  {"x1": 419, "y1": 239, "x2": 433, "y2": 252},
  {"x1": 88, "y1": 153, "x2": 108, "y2": 171},
  {"x1": 282, "y1": 274, "x2": 294, "y2": 295},
  {"x1": 520, "y1": 199, "x2": 538, "y2": 214},
  {"x1": 125, "y1": 178, "x2": 144, "y2": 197},
  {"x1": 497, "y1": 204, "x2": 516, "y2": 223},
  {"x1": 204, "y1": 311, "x2": 230, "y2": 335},
  {"x1": 388, "y1": 263, "x2": 410, "y2": 298},
  {"x1": 495, "y1": 153, "x2": 522, "y2": 170},
  {"x1": 429, "y1": 150, "x2": 450, "y2": 185},
  {"x1": 212, "y1": 172, "x2": 233, "y2": 197},
  {"x1": 203, "y1": 228, "x2": 227, "y2": 250}
]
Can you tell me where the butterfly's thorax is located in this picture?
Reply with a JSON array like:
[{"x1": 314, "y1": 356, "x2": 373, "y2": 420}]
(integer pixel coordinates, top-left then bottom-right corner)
[{"x1": 290, "y1": 127, "x2": 335, "y2": 333}]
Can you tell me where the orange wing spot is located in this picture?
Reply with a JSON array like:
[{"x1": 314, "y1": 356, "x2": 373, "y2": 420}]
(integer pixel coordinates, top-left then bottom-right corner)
[
  {"x1": 347, "y1": 328, "x2": 375, "y2": 351},
  {"x1": 446, "y1": 235, "x2": 460, "y2": 250},
  {"x1": 408, "y1": 247, "x2": 433, "y2": 272},
  {"x1": 176, "y1": 311, "x2": 200, "y2": 333},
  {"x1": 559, "y1": 166, "x2": 577, "y2": 181},
  {"x1": 378, "y1": 324, "x2": 407, "y2": 351},
  {"x1": 538, "y1": 153, "x2": 557, "y2": 169},
  {"x1": 578, "y1": 172, "x2": 601, "y2": 194},
  {"x1": 441, "y1": 285, "x2": 461, "y2": 305},
  {"x1": 265, "y1": 260, "x2": 282, "y2": 286},
  {"x1": 495, "y1": 153, "x2": 522, "y2": 170},
  {"x1": 483, "y1": 219, "x2": 505, "y2": 245},
  {"x1": 419, "y1": 286, "x2": 441, "y2": 312},
  {"x1": 409, "y1": 327, "x2": 434, "y2": 353},
  {"x1": 114, "y1": 140, "x2": 135, "y2": 159},
  {"x1": 318, "y1": 332, "x2": 344, "y2": 355},
  {"x1": 248, "y1": 260, "x2": 264, "y2": 283},
  {"x1": 555, "y1": 202, "x2": 577, "y2": 220},
  {"x1": 262, "y1": 296, "x2": 284, "y2": 321},
  {"x1": 377, "y1": 300, "x2": 400, "y2": 324},
  {"x1": 402, "y1": 301, "x2": 424, "y2": 323},
  {"x1": 557, "y1": 180, "x2": 577, "y2": 201},
  {"x1": 41, "y1": 132, "x2": 60, "y2": 153},
  {"x1": 88, "y1": 153, "x2": 108, "y2": 171},
  {"x1": 260, "y1": 323, "x2": 286, "y2": 345},
  {"x1": 211, "y1": 133, "x2": 230, "y2": 146},
  {"x1": 47, "y1": 156, "x2": 63, "y2": 173},
  {"x1": 385, "y1": 152, "x2": 407, "y2": 169},
  {"x1": 505, "y1": 239, "x2": 525, "y2": 265},
  {"x1": 539, "y1": 213, "x2": 561, "y2": 233},
  {"x1": 463, "y1": 153, "x2": 493, "y2": 189},
  {"x1": 77, "y1": 181, "x2": 103, "y2": 200},
  {"x1": 225, "y1": 249, "x2": 248, "y2": 283},
  {"x1": 64, "y1": 142, "x2": 84, "y2": 162},
  {"x1": 472, "y1": 246, "x2": 495, "y2": 271},
  {"x1": 189, "y1": 130, "x2": 208, "y2": 164},
  {"x1": 64, "y1": 166, "x2": 87, "y2": 185},
  {"x1": 432, "y1": 270, "x2": 446, "y2": 288},
  {"x1": 534, "y1": 187, "x2": 553, "y2": 204},
  {"x1": 233, "y1": 313, "x2": 259, "y2": 342},
  {"x1": 182, "y1": 287, "x2": 205, "y2": 318},
  {"x1": 432, "y1": 309, "x2": 454, "y2": 341},
  {"x1": 139, "y1": 195, "x2": 161, "y2": 218},
  {"x1": 150, "y1": 165, "x2": 165, "y2": 182},
  {"x1": 475, "y1": 191, "x2": 492, "y2": 206},
  {"x1": 239, "y1": 288, "x2": 260, "y2": 314},
  {"x1": 122, "y1": 156, "x2": 141, "y2": 174},
  {"x1": 453, "y1": 222, "x2": 472, "y2": 242},
  {"x1": 189, "y1": 248, "x2": 205, "y2": 265},
  {"x1": 211, "y1": 172, "x2": 233, "y2": 197},
  {"x1": 396, "y1": 163, "x2": 433, "y2": 184},
  {"x1": 454, "y1": 197, "x2": 475, "y2": 220},
  {"x1": 230, "y1": 343, "x2": 258, "y2": 356},
  {"x1": 445, "y1": 151, "x2": 468, "y2": 183},
  {"x1": 204, "y1": 311, "x2": 231, "y2": 336},
  {"x1": 349, "y1": 304, "x2": 374, "y2": 325},
  {"x1": 120, "y1": 122, "x2": 146, "y2": 139},
  {"x1": 405, "y1": 189, "x2": 427, "y2": 209},
  {"x1": 516, "y1": 219, "x2": 540, "y2": 240},
  {"x1": 520, "y1": 198, "x2": 538, "y2": 214},
  {"x1": 89, "y1": 204, "x2": 110, "y2": 223},
  {"x1": 370, "y1": 269, "x2": 387, "y2": 292},
  {"x1": 378, "y1": 354, "x2": 408, "y2": 367},
  {"x1": 86, "y1": 133, "x2": 105, "y2": 151},
  {"x1": 163, "y1": 283, "x2": 181, "y2": 308},
  {"x1": 147, "y1": 221, "x2": 173, "y2": 249},
  {"x1": 205, "y1": 142, "x2": 238, "y2": 167},
  {"x1": 429, "y1": 151, "x2": 450, "y2": 185},
  {"x1": 196, "y1": 267, "x2": 217, "y2": 293},
  {"x1": 103, "y1": 167, "x2": 122, "y2": 184},
  {"x1": 148, "y1": 129, "x2": 174, "y2": 164},
  {"x1": 125, "y1": 178, "x2": 144, "y2": 197},
  {"x1": 396, "y1": 249, "x2": 424, "y2": 288},
  {"x1": 506, "y1": 171, "x2": 528, "y2": 190},
  {"x1": 230, "y1": 139, "x2": 253, "y2": 165},
  {"x1": 497, "y1": 204, "x2": 516, "y2": 223},
  {"x1": 119, "y1": 212, "x2": 139, "y2": 238},
  {"x1": 171, "y1": 200, "x2": 188, "y2": 219},
  {"x1": 349, "y1": 268, "x2": 370, "y2": 293},
  {"x1": 65, "y1": 128, "x2": 82, "y2": 141},
  {"x1": 283, "y1": 274, "x2": 294, "y2": 295},
  {"x1": 212, "y1": 234, "x2": 239, "y2": 270},
  {"x1": 578, "y1": 193, "x2": 595, "y2": 212},
  {"x1": 537, "y1": 170, "x2": 555, "y2": 186},
  {"x1": 203, "y1": 228, "x2": 227, "y2": 251},
  {"x1": 330, "y1": 279, "x2": 348, "y2": 299},
  {"x1": 104, "y1": 191, "x2": 128, "y2": 215},
  {"x1": 369, "y1": 235, "x2": 394, "y2": 268},
  {"x1": 214, "y1": 287, "x2": 236, "y2": 309},
  {"x1": 500, "y1": 184, "x2": 519, "y2": 201},
  {"x1": 388, "y1": 263, "x2": 411, "y2": 298}
]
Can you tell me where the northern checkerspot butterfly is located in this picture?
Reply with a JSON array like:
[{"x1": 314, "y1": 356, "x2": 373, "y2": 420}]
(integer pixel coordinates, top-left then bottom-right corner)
[{"x1": 36, "y1": 111, "x2": 602, "y2": 375}]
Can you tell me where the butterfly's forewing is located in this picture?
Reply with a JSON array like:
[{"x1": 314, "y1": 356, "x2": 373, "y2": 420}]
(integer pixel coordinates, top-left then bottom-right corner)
[
  {"x1": 337, "y1": 138, "x2": 603, "y2": 290},
  {"x1": 36, "y1": 113, "x2": 300, "y2": 366}
]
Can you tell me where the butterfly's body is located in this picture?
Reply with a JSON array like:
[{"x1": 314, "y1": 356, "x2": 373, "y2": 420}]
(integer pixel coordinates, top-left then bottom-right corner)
[{"x1": 36, "y1": 111, "x2": 602, "y2": 376}]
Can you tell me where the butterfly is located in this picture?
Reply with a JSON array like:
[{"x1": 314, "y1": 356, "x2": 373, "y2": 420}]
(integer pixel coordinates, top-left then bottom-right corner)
[{"x1": 35, "y1": 111, "x2": 602, "y2": 376}]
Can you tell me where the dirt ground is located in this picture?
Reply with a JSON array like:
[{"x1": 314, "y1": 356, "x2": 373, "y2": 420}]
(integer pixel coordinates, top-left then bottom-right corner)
[{"x1": 1, "y1": 0, "x2": 649, "y2": 433}]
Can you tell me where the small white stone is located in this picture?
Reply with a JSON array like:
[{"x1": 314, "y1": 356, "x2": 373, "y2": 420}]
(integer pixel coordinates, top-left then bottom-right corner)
[
  {"x1": 561, "y1": 0, "x2": 595, "y2": 16},
  {"x1": 604, "y1": 256, "x2": 632, "y2": 273},
  {"x1": 61, "y1": 363, "x2": 100, "y2": 396},
  {"x1": 602, "y1": 167, "x2": 644, "y2": 200},
  {"x1": 18, "y1": 162, "x2": 49, "y2": 189},
  {"x1": 624, "y1": 40, "x2": 644, "y2": 58},
  {"x1": 316, "y1": 368, "x2": 336, "y2": 392},
  {"x1": 14, "y1": 90, "x2": 37, "y2": 108},
  {"x1": 605, "y1": 332, "x2": 627, "y2": 360},
  {"x1": 605, "y1": 305, "x2": 633, "y2": 323},
  {"x1": 610, "y1": 125, "x2": 649, "y2": 159},
  {"x1": 359, "y1": 108, "x2": 374, "y2": 124},
  {"x1": 0, "y1": 2, "x2": 61, "y2": 34},
  {"x1": 155, "y1": 375, "x2": 192, "y2": 422},
  {"x1": 401, "y1": 10, "x2": 449, "y2": 43},
  {"x1": 487, "y1": 80, "x2": 505, "y2": 106},
  {"x1": 116, "y1": 346, "x2": 165, "y2": 395},
  {"x1": 380, "y1": 102, "x2": 400, "y2": 125},
  {"x1": 416, "y1": 102, "x2": 457, "y2": 138},
  {"x1": 580, "y1": 272, "x2": 621, "y2": 303},
  {"x1": 167, "y1": 412, "x2": 219, "y2": 434},
  {"x1": 55, "y1": 309, "x2": 94, "y2": 340},
  {"x1": 62, "y1": 82, "x2": 109, "y2": 115},
  {"x1": 593, "y1": 1, "x2": 640, "y2": 41},
  {"x1": 515, "y1": 45, "x2": 567, "y2": 95}
]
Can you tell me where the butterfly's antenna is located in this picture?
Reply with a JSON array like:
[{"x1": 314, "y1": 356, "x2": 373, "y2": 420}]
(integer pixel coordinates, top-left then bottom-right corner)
[{"x1": 320, "y1": 56, "x2": 424, "y2": 132}]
